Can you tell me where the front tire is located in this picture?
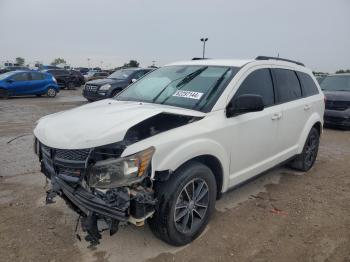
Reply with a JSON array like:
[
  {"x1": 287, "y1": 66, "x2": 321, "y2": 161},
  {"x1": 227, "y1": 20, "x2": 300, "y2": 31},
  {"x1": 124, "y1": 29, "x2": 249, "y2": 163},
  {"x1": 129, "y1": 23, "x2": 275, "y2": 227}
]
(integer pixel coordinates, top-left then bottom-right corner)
[
  {"x1": 46, "y1": 88, "x2": 57, "y2": 98},
  {"x1": 149, "y1": 161, "x2": 217, "y2": 246},
  {"x1": 289, "y1": 127, "x2": 320, "y2": 171}
]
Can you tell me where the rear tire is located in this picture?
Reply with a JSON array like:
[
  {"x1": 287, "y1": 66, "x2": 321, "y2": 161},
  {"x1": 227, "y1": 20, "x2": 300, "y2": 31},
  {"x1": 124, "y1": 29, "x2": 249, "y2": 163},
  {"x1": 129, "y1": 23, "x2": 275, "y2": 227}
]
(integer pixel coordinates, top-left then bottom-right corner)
[
  {"x1": 289, "y1": 127, "x2": 320, "y2": 171},
  {"x1": 149, "y1": 161, "x2": 217, "y2": 246},
  {"x1": 46, "y1": 88, "x2": 57, "y2": 98}
]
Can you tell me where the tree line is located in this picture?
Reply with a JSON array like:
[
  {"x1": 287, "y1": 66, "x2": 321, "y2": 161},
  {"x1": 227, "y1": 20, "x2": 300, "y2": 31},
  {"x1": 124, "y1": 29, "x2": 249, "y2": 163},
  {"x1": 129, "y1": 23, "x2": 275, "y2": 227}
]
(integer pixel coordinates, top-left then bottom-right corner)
[{"x1": 10, "y1": 57, "x2": 143, "y2": 69}]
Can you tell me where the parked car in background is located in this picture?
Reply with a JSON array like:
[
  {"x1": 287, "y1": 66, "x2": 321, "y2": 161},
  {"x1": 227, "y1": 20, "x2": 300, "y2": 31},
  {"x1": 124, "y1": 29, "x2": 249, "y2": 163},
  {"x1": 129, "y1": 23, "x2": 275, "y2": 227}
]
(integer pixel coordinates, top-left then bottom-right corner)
[
  {"x1": 321, "y1": 74, "x2": 350, "y2": 129},
  {"x1": 69, "y1": 70, "x2": 85, "y2": 86},
  {"x1": 0, "y1": 71, "x2": 59, "y2": 98},
  {"x1": 0, "y1": 66, "x2": 30, "y2": 73},
  {"x1": 84, "y1": 71, "x2": 109, "y2": 82},
  {"x1": 316, "y1": 76, "x2": 326, "y2": 84},
  {"x1": 83, "y1": 67, "x2": 153, "y2": 101},
  {"x1": 75, "y1": 67, "x2": 89, "y2": 75},
  {"x1": 38, "y1": 65, "x2": 60, "y2": 70},
  {"x1": 34, "y1": 57, "x2": 324, "y2": 246},
  {"x1": 42, "y1": 69, "x2": 81, "y2": 89}
]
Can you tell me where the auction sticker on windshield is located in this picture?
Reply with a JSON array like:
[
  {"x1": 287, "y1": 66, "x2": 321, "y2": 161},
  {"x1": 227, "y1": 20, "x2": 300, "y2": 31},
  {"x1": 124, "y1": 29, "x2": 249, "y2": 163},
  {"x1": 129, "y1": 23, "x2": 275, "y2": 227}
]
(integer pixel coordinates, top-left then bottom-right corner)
[{"x1": 172, "y1": 90, "x2": 204, "y2": 100}]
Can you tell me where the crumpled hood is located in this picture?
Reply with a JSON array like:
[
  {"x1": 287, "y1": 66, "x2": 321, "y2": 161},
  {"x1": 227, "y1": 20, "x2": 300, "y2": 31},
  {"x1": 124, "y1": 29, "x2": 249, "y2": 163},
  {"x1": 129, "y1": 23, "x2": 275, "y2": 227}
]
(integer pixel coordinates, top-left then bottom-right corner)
[{"x1": 34, "y1": 99, "x2": 205, "y2": 149}]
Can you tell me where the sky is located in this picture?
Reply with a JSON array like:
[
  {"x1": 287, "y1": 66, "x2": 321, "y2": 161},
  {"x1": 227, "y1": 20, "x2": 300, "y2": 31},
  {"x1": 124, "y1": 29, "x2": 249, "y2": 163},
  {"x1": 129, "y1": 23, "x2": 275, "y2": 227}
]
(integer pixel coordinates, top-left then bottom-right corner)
[{"x1": 0, "y1": 0, "x2": 349, "y2": 72}]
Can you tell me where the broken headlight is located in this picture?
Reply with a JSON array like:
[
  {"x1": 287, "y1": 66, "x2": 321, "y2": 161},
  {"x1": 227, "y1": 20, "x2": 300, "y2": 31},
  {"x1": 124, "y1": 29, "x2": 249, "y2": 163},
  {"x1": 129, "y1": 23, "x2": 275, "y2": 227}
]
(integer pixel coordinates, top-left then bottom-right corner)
[{"x1": 89, "y1": 147, "x2": 155, "y2": 189}]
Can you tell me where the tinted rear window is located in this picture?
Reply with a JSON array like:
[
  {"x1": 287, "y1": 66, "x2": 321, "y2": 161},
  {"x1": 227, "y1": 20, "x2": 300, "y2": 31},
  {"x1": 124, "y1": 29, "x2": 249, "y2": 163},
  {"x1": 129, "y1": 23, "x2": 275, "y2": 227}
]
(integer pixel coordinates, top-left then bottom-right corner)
[
  {"x1": 235, "y1": 69, "x2": 275, "y2": 107},
  {"x1": 273, "y1": 69, "x2": 302, "y2": 103},
  {"x1": 296, "y1": 72, "x2": 319, "y2": 97}
]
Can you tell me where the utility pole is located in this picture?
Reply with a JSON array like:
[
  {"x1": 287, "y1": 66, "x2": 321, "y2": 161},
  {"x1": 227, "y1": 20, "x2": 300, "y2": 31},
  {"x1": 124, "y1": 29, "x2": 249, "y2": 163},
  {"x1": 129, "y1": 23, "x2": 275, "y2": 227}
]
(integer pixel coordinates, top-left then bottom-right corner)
[{"x1": 200, "y1": 38, "x2": 208, "y2": 58}]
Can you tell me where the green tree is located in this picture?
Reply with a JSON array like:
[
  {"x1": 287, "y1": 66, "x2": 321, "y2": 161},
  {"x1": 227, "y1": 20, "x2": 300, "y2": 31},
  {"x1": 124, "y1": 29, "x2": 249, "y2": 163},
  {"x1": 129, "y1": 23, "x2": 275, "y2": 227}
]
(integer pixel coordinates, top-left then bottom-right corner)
[
  {"x1": 15, "y1": 57, "x2": 25, "y2": 66},
  {"x1": 123, "y1": 60, "x2": 140, "y2": 68},
  {"x1": 335, "y1": 69, "x2": 350, "y2": 74},
  {"x1": 51, "y1": 58, "x2": 67, "y2": 66}
]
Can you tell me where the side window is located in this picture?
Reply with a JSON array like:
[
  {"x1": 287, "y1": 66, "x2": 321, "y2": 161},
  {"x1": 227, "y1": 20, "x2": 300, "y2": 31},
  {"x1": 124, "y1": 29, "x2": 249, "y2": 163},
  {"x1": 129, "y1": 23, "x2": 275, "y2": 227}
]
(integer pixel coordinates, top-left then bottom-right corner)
[
  {"x1": 133, "y1": 70, "x2": 146, "y2": 80},
  {"x1": 48, "y1": 70, "x2": 57, "y2": 76},
  {"x1": 234, "y1": 68, "x2": 275, "y2": 107},
  {"x1": 273, "y1": 68, "x2": 302, "y2": 103},
  {"x1": 12, "y1": 72, "x2": 29, "y2": 81},
  {"x1": 296, "y1": 71, "x2": 319, "y2": 97},
  {"x1": 60, "y1": 70, "x2": 69, "y2": 75},
  {"x1": 30, "y1": 72, "x2": 45, "y2": 80}
]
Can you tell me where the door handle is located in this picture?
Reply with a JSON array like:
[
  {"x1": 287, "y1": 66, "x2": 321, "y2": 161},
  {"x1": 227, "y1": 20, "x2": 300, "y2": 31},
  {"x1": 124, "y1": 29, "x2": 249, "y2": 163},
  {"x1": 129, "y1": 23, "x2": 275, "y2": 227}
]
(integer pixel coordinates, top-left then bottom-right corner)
[
  {"x1": 304, "y1": 104, "x2": 311, "y2": 111},
  {"x1": 271, "y1": 112, "x2": 282, "y2": 120}
]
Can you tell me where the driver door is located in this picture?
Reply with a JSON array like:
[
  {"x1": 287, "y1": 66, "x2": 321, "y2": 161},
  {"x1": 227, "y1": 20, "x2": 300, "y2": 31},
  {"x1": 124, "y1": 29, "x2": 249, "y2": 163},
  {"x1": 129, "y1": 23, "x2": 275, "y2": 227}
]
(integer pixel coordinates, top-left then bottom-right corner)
[
  {"x1": 9, "y1": 72, "x2": 31, "y2": 95},
  {"x1": 226, "y1": 67, "x2": 282, "y2": 187}
]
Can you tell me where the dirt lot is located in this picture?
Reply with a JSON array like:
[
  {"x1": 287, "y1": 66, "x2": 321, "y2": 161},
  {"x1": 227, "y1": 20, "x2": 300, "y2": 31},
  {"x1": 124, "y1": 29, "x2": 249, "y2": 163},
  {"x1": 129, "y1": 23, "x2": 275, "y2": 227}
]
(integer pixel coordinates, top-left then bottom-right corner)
[{"x1": 1, "y1": 89, "x2": 350, "y2": 262}]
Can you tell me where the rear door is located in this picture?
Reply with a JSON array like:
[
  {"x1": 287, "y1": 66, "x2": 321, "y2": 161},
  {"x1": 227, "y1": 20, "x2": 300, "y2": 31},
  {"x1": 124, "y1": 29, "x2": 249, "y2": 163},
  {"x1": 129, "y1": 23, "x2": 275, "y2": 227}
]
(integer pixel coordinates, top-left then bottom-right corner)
[
  {"x1": 29, "y1": 72, "x2": 47, "y2": 94},
  {"x1": 271, "y1": 68, "x2": 306, "y2": 159}
]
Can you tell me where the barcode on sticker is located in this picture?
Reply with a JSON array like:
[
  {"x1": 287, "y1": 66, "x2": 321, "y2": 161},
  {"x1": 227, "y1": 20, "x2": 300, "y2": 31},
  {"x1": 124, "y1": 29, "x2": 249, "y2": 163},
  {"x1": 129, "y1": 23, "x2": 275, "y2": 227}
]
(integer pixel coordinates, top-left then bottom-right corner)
[{"x1": 172, "y1": 90, "x2": 204, "y2": 100}]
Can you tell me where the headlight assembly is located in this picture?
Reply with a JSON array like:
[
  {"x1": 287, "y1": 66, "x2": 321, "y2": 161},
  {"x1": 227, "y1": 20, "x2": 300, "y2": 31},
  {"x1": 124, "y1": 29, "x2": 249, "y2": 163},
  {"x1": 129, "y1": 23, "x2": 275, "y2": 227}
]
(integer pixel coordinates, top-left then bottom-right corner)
[
  {"x1": 89, "y1": 147, "x2": 155, "y2": 188},
  {"x1": 99, "y1": 84, "x2": 111, "y2": 91}
]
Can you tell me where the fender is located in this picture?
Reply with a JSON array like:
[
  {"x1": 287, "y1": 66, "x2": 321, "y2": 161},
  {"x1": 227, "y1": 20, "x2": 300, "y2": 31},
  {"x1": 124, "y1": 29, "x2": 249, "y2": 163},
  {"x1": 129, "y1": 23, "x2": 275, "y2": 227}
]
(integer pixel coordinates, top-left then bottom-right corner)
[
  {"x1": 152, "y1": 138, "x2": 230, "y2": 192},
  {"x1": 297, "y1": 112, "x2": 322, "y2": 154}
]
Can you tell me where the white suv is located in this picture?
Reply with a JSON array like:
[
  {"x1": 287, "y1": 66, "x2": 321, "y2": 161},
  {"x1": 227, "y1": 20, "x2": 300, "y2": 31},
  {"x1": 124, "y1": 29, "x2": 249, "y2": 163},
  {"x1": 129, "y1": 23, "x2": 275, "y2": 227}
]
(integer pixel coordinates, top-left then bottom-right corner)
[{"x1": 34, "y1": 56, "x2": 324, "y2": 246}]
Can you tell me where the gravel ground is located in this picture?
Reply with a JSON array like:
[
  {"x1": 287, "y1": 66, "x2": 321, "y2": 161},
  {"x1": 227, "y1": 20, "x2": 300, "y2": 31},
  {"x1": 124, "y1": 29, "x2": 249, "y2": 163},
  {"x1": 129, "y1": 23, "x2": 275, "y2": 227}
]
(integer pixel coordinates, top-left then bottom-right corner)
[{"x1": 0, "y1": 89, "x2": 350, "y2": 262}]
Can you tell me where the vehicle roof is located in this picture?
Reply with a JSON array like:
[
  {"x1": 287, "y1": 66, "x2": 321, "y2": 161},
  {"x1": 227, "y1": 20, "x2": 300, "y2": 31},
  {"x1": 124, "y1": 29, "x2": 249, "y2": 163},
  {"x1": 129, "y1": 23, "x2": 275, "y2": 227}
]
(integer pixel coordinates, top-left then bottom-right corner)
[
  {"x1": 167, "y1": 59, "x2": 253, "y2": 67},
  {"x1": 166, "y1": 58, "x2": 308, "y2": 71}
]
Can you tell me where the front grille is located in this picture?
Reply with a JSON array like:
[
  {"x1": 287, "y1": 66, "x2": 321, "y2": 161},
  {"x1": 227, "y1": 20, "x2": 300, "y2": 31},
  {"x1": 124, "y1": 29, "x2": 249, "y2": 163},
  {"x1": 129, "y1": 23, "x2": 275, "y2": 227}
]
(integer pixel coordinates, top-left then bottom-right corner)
[
  {"x1": 325, "y1": 100, "x2": 349, "y2": 111},
  {"x1": 85, "y1": 84, "x2": 98, "y2": 92},
  {"x1": 40, "y1": 143, "x2": 90, "y2": 180},
  {"x1": 56, "y1": 148, "x2": 90, "y2": 161}
]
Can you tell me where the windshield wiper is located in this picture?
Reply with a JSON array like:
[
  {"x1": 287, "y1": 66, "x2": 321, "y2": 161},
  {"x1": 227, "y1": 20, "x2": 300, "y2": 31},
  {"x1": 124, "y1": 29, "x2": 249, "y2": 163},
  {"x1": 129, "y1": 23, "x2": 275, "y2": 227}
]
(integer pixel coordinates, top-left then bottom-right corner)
[
  {"x1": 195, "y1": 68, "x2": 232, "y2": 110},
  {"x1": 151, "y1": 67, "x2": 208, "y2": 103},
  {"x1": 176, "y1": 67, "x2": 208, "y2": 88}
]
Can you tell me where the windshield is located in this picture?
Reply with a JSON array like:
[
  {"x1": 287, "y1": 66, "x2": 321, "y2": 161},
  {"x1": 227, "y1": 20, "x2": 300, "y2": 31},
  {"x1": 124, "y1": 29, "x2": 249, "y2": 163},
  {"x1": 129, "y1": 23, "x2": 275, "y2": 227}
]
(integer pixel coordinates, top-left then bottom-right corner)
[
  {"x1": 115, "y1": 65, "x2": 238, "y2": 112},
  {"x1": 321, "y1": 75, "x2": 350, "y2": 92},
  {"x1": 108, "y1": 69, "x2": 135, "y2": 80},
  {"x1": 0, "y1": 71, "x2": 15, "y2": 80}
]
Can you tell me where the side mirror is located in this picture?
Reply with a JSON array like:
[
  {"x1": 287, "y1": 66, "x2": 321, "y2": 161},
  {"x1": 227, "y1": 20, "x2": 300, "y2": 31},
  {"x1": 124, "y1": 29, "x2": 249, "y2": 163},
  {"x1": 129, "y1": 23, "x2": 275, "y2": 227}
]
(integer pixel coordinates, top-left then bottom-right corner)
[
  {"x1": 226, "y1": 94, "x2": 264, "y2": 117},
  {"x1": 131, "y1": 78, "x2": 137, "y2": 83}
]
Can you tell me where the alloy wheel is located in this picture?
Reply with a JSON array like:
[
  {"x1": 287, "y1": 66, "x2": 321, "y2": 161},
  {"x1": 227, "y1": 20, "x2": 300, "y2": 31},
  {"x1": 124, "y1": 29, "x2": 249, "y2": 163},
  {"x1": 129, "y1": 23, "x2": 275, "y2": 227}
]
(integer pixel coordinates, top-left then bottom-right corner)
[
  {"x1": 304, "y1": 132, "x2": 318, "y2": 167},
  {"x1": 174, "y1": 178, "x2": 209, "y2": 234}
]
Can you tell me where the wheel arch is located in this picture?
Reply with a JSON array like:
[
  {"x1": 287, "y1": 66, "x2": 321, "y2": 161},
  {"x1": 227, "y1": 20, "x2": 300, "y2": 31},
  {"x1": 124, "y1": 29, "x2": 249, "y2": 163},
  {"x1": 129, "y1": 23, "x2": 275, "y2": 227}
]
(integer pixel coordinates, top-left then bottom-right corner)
[
  {"x1": 297, "y1": 113, "x2": 322, "y2": 154},
  {"x1": 185, "y1": 155, "x2": 224, "y2": 199},
  {"x1": 152, "y1": 138, "x2": 229, "y2": 196}
]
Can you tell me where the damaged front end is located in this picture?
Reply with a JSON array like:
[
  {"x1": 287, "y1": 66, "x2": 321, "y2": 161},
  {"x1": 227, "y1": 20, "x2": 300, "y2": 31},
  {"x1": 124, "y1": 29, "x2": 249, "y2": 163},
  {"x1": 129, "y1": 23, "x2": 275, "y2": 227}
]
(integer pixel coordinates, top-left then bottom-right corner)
[{"x1": 35, "y1": 139, "x2": 156, "y2": 246}]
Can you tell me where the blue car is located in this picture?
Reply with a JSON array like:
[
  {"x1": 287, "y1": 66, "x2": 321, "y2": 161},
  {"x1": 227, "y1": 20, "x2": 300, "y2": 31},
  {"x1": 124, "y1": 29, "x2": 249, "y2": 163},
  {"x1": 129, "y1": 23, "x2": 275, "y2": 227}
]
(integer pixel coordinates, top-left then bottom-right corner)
[{"x1": 0, "y1": 71, "x2": 59, "y2": 98}]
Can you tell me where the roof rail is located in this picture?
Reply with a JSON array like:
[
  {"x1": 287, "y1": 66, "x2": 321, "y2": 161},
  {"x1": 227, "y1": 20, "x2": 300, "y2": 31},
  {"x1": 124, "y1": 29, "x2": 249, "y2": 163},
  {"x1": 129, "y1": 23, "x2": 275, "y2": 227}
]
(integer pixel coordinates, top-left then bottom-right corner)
[
  {"x1": 255, "y1": 56, "x2": 304, "y2": 66},
  {"x1": 192, "y1": 57, "x2": 210, "y2": 60}
]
